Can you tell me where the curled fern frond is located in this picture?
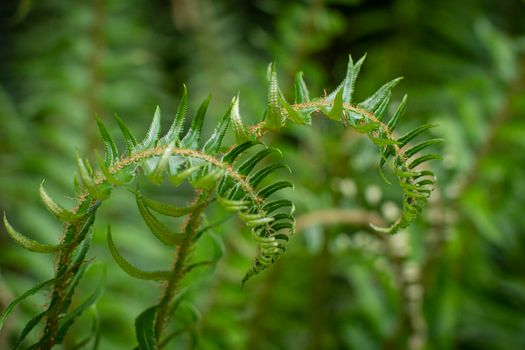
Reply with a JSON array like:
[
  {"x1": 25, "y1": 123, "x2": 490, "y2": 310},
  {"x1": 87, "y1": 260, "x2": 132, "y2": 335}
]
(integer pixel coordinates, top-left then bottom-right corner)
[
  {"x1": 267, "y1": 54, "x2": 441, "y2": 234},
  {"x1": 216, "y1": 142, "x2": 294, "y2": 285}
]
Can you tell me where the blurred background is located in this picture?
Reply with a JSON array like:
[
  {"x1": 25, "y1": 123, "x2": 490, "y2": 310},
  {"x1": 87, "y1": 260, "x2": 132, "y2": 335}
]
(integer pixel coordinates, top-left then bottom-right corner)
[{"x1": 1, "y1": 0, "x2": 525, "y2": 349}]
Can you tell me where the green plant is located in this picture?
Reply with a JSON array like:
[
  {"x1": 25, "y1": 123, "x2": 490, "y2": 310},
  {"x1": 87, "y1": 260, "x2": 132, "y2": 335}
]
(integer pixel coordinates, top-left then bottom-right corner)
[{"x1": 0, "y1": 54, "x2": 440, "y2": 349}]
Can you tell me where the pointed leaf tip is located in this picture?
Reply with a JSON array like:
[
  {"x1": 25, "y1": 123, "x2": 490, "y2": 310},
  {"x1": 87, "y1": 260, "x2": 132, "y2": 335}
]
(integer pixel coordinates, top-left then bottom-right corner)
[
  {"x1": 39, "y1": 181, "x2": 79, "y2": 222},
  {"x1": 342, "y1": 53, "x2": 366, "y2": 104},
  {"x1": 3, "y1": 214, "x2": 62, "y2": 253},
  {"x1": 182, "y1": 95, "x2": 211, "y2": 149},
  {"x1": 230, "y1": 93, "x2": 250, "y2": 143},
  {"x1": 266, "y1": 62, "x2": 284, "y2": 129},
  {"x1": 95, "y1": 116, "x2": 118, "y2": 166},
  {"x1": 203, "y1": 98, "x2": 233, "y2": 154},
  {"x1": 139, "y1": 107, "x2": 162, "y2": 150},
  {"x1": 161, "y1": 85, "x2": 188, "y2": 145},
  {"x1": 294, "y1": 71, "x2": 310, "y2": 104},
  {"x1": 114, "y1": 113, "x2": 138, "y2": 154}
]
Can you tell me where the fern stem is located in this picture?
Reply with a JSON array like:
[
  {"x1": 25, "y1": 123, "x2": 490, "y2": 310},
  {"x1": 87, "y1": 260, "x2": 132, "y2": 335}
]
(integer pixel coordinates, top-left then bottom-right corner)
[
  {"x1": 39, "y1": 199, "x2": 100, "y2": 348},
  {"x1": 154, "y1": 194, "x2": 208, "y2": 341},
  {"x1": 74, "y1": 146, "x2": 262, "y2": 210}
]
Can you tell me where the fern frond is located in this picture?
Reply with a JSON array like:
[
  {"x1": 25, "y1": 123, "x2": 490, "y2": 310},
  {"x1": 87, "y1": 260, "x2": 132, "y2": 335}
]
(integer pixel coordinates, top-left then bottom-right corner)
[{"x1": 270, "y1": 55, "x2": 441, "y2": 234}]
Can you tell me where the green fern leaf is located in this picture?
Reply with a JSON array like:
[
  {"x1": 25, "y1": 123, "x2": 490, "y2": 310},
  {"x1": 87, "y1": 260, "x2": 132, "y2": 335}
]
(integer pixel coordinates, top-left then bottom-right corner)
[
  {"x1": 161, "y1": 85, "x2": 188, "y2": 145},
  {"x1": 136, "y1": 191, "x2": 183, "y2": 246},
  {"x1": 96, "y1": 117, "x2": 118, "y2": 166},
  {"x1": 408, "y1": 154, "x2": 443, "y2": 169},
  {"x1": 107, "y1": 226, "x2": 170, "y2": 281},
  {"x1": 55, "y1": 265, "x2": 105, "y2": 344},
  {"x1": 326, "y1": 88, "x2": 344, "y2": 121},
  {"x1": 358, "y1": 77, "x2": 403, "y2": 114},
  {"x1": 279, "y1": 95, "x2": 311, "y2": 125},
  {"x1": 387, "y1": 94, "x2": 407, "y2": 131},
  {"x1": 230, "y1": 94, "x2": 250, "y2": 143},
  {"x1": 203, "y1": 98, "x2": 232, "y2": 154},
  {"x1": 39, "y1": 181, "x2": 79, "y2": 222},
  {"x1": 238, "y1": 148, "x2": 280, "y2": 176},
  {"x1": 398, "y1": 124, "x2": 438, "y2": 146},
  {"x1": 181, "y1": 95, "x2": 211, "y2": 149},
  {"x1": 223, "y1": 140, "x2": 260, "y2": 164},
  {"x1": 265, "y1": 62, "x2": 283, "y2": 129},
  {"x1": 135, "y1": 306, "x2": 158, "y2": 350},
  {"x1": 0, "y1": 278, "x2": 54, "y2": 331},
  {"x1": 404, "y1": 138, "x2": 444, "y2": 158},
  {"x1": 149, "y1": 141, "x2": 175, "y2": 185},
  {"x1": 115, "y1": 113, "x2": 138, "y2": 154},
  {"x1": 3, "y1": 214, "x2": 61, "y2": 253},
  {"x1": 342, "y1": 54, "x2": 367, "y2": 104},
  {"x1": 141, "y1": 195, "x2": 205, "y2": 218},
  {"x1": 249, "y1": 163, "x2": 290, "y2": 188},
  {"x1": 138, "y1": 106, "x2": 162, "y2": 150},
  {"x1": 294, "y1": 71, "x2": 310, "y2": 103},
  {"x1": 257, "y1": 180, "x2": 294, "y2": 199}
]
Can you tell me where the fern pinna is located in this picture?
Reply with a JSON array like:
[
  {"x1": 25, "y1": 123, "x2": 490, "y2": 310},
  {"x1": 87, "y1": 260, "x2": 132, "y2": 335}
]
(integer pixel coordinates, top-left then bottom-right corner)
[{"x1": 1, "y1": 54, "x2": 440, "y2": 349}]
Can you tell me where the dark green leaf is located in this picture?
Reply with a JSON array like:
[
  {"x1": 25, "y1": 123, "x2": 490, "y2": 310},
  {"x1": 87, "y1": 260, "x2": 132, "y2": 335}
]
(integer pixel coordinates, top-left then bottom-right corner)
[
  {"x1": 238, "y1": 148, "x2": 279, "y2": 176},
  {"x1": 404, "y1": 138, "x2": 444, "y2": 158},
  {"x1": 135, "y1": 306, "x2": 158, "y2": 350},
  {"x1": 258, "y1": 181, "x2": 294, "y2": 199},
  {"x1": 408, "y1": 154, "x2": 443, "y2": 169},
  {"x1": 249, "y1": 163, "x2": 289, "y2": 189},
  {"x1": 387, "y1": 95, "x2": 407, "y2": 131},
  {"x1": 0, "y1": 278, "x2": 54, "y2": 330},
  {"x1": 398, "y1": 124, "x2": 438, "y2": 147},
  {"x1": 223, "y1": 141, "x2": 259, "y2": 164}
]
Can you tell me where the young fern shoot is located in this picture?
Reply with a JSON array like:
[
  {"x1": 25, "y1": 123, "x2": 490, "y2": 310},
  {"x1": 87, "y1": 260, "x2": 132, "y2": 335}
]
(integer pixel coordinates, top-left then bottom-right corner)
[{"x1": 1, "y1": 54, "x2": 440, "y2": 349}]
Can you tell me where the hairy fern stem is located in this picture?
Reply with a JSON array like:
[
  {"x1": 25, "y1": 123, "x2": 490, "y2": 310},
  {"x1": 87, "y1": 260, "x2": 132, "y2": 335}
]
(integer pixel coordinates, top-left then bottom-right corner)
[
  {"x1": 40, "y1": 200, "x2": 100, "y2": 348},
  {"x1": 154, "y1": 194, "x2": 208, "y2": 341}
]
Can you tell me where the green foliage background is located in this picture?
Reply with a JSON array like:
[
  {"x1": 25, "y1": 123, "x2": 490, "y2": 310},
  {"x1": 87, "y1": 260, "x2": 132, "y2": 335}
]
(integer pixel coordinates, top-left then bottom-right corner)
[{"x1": 1, "y1": 0, "x2": 524, "y2": 349}]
